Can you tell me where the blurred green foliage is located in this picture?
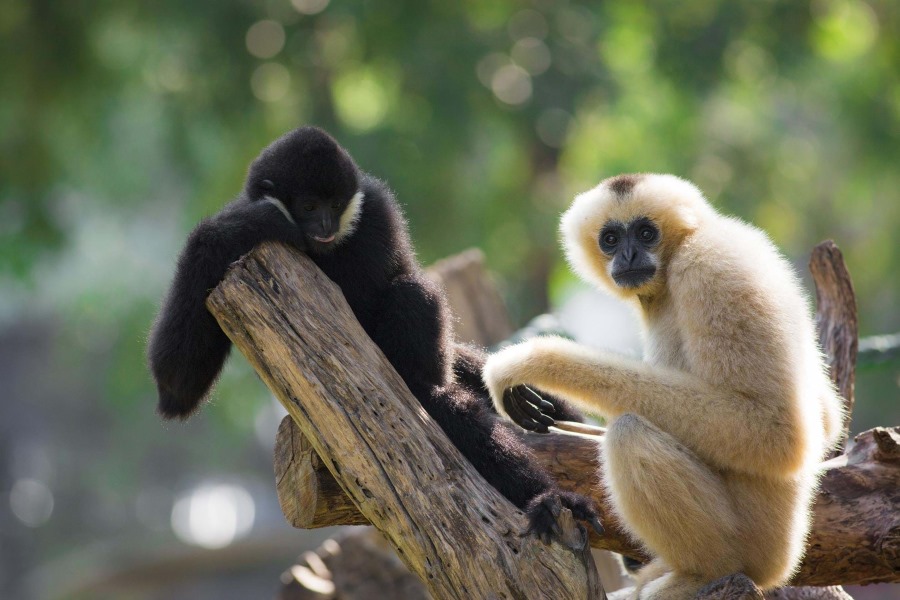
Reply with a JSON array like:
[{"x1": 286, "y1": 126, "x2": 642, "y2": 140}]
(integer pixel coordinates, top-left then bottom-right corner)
[
  {"x1": 2, "y1": 0, "x2": 898, "y2": 319},
  {"x1": 1, "y1": 0, "x2": 897, "y2": 428},
  {"x1": 0, "y1": 2, "x2": 898, "y2": 593}
]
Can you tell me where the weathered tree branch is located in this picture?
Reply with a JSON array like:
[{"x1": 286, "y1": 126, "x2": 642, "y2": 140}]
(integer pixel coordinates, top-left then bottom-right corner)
[
  {"x1": 277, "y1": 529, "x2": 429, "y2": 600},
  {"x1": 275, "y1": 417, "x2": 900, "y2": 587},
  {"x1": 809, "y1": 240, "x2": 858, "y2": 455},
  {"x1": 207, "y1": 242, "x2": 605, "y2": 599},
  {"x1": 426, "y1": 248, "x2": 513, "y2": 348}
]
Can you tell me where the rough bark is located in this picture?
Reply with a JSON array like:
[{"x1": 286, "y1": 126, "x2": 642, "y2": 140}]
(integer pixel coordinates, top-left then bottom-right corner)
[
  {"x1": 809, "y1": 240, "x2": 858, "y2": 455},
  {"x1": 426, "y1": 248, "x2": 512, "y2": 348},
  {"x1": 277, "y1": 529, "x2": 428, "y2": 600},
  {"x1": 764, "y1": 587, "x2": 854, "y2": 600},
  {"x1": 208, "y1": 242, "x2": 605, "y2": 600}
]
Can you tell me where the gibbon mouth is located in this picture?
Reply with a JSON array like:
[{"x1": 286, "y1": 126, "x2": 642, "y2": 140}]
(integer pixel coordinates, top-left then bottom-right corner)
[
  {"x1": 613, "y1": 267, "x2": 656, "y2": 288},
  {"x1": 313, "y1": 234, "x2": 336, "y2": 243}
]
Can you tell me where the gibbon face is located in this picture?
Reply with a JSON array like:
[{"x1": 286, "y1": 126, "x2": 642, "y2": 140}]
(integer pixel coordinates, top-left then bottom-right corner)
[
  {"x1": 599, "y1": 216, "x2": 661, "y2": 289},
  {"x1": 561, "y1": 173, "x2": 708, "y2": 300},
  {"x1": 246, "y1": 126, "x2": 363, "y2": 253}
]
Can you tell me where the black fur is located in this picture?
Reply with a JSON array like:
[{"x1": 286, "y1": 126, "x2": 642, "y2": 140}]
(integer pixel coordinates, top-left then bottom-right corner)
[{"x1": 147, "y1": 126, "x2": 598, "y2": 539}]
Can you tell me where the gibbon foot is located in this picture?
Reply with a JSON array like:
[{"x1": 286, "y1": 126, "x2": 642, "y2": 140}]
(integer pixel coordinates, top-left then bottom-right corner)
[
  {"x1": 622, "y1": 555, "x2": 646, "y2": 575},
  {"x1": 501, "y1": 385, "x2": 557, "y2": 432},
  {"x1": 639, "y1": 571, "x2": 706, "y2": 600},
  {"x1": 524, "y1": 489, "x2": 604, "y2": 544}
]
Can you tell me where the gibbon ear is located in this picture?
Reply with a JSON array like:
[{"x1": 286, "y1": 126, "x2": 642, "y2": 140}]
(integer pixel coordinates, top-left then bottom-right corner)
[{"x1": 249, "y1": 178, "x2": 277, "y2": 202}]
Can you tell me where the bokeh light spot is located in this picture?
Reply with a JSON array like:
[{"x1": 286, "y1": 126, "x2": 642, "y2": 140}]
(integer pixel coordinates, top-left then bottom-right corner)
[
  {"x1": 811, "y1": 0, "x2": 879, "y2": 62},
  {"x1": 724, "y1": 42, "x2": 777, "y2": 85},
  {"x1": 246, "y1": 20, "x2": 286, "y2": 59},
  {"x1": 511, "y1": 38, "x2": 551, "y2": 76},
  {"x1": 556, "y1": 7, "x2": 594, "y2": 45},
  {"x1": 10, "y1": 479, "x2": 54, "y2": 527},
  {"x1": 292, "y1": 0, "x2": 330, "y2": 16},
  {"x1": 332, "y1": 68, "x2": 390, "y2": 131},
  {"x1": 491, "y1": 65, "x2": 532, "y2": 106},
  {"x1": 601, "y1": 25, "x2": 655, "y2": 75},
  {"x1": 477, "y1": 53, "x2": 511, "y2": 88},
  {"x1": 171, "y1": 483, "x2": 255, "y2": 549},
  {"x1": 251, "y1": 63, "x2": 291, "y2": 102}
]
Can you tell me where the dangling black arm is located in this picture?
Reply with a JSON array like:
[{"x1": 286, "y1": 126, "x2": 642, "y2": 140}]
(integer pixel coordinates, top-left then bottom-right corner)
[{"x1": 148, "y1": 199, "x2": 305, "y2": 419}]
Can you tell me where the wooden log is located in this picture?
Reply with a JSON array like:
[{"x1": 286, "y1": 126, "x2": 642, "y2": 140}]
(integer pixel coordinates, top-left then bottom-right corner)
[
  {"x1": 277, "y1": 529, "x2": 428, "y2": 600},
  {"x1": 207, "y1": 242, "x2": 605, "y2": 600},
  {"x1": 809, "y1": 241, "x2": 858, "y2": 454},
  {"x1": 276, "y1": 417, "x2": 900, "y2": 586},
  {"x1": 426, "y1": 249, "x2": 512, "y2": 347},
  {"x1": 764, "y1": 586, "x2": 854, "y2": 600}
]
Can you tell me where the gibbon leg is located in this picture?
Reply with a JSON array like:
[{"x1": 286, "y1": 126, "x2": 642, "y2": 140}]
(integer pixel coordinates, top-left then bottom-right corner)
[
  {"x1": 630, "y1": 557, "x2": 669, "y2": 599},
  {"x1": 603, "y1": 414, "x2": 741, "y2": 600},
  {"x1": 639, "y1": 572, "x2": 707, "y2": 600}
]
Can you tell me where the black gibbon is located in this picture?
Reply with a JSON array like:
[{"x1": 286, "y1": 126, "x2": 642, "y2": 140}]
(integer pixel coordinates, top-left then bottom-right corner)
[
  {"x1": 147, "y1": 126, "x2": 600, "y2": 539},
  {"x1": 484, "y1": 174, "x2": 843, "y2": 598}
]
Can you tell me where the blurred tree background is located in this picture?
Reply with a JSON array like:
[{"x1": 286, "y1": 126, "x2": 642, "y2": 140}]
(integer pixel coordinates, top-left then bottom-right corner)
[{"x1": 0, "y1": 0, "x2": 897, "y2": 598}]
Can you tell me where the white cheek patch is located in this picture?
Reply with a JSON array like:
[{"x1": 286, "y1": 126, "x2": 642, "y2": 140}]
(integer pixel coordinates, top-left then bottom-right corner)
[
  {"x1": 335, "y1": 190, "x2": 364, "y2": 243},
  {"x1": 606, "y1": 257, "x2": 617, "y2": 280},
  {"x1": 263, "y1": 195, "x2": 296, "y2": 225}
]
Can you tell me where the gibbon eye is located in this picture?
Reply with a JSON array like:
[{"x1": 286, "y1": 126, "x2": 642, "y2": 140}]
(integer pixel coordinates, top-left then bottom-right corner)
[
  {"x1": 260, "y1": 179, "x2": 275, "y2": 192},
  {"x1": 303, "y1": 204, "x2": 315, "y2": 212},
  {"x1": 603, "y1": 232, "x2": 619, "y2": 246},
  {"x1": 332, "y1": 201, "x2": 342, "y2": 210},
  {"x1": 639, "y1": 226, "x2": 657, "y2": 242}
]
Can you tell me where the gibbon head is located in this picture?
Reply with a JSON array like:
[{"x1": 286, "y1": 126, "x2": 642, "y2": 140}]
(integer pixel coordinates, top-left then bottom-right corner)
[
  {"x1": 560, "y1": 173, "x2": 710, "y2": 300},
  {"x1": 246, "y1": 126, "x2": 363, "y2": 253}
]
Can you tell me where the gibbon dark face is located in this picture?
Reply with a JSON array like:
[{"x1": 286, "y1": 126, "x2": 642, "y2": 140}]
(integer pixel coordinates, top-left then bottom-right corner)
[
  {"x1": 599, "y1": 216, "x2": 660, "y2": 288},
  {"x1": 246, "y1": 126, "x2": 361, "y2": 253}
]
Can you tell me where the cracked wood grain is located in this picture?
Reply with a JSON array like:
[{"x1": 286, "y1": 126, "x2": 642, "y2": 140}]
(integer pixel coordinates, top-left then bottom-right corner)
[{"x1": 207, "y1": 242, "x2": 605, "y2": 600}]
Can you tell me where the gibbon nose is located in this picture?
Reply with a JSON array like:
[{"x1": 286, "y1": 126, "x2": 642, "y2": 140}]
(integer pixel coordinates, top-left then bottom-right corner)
[
  {"x1": 621, "y1": 244, "x2": 639, "y2": 267},
  {"x1": 319, "y1": 213, "x2": 333, "y2": 235},
  {"x1": 312, "y1": 213, "x2": 336, "y2": 243}
]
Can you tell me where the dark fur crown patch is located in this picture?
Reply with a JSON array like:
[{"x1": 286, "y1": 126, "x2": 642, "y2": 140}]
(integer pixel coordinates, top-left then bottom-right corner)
[{"x1": 606, "y1": 174, "x2": 643, "y2": 197}]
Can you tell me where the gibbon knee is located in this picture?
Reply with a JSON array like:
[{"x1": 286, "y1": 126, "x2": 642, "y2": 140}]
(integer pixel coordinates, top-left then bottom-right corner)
[{"x1": 603, "y1": 414, "x2": 741, "y2": 578}]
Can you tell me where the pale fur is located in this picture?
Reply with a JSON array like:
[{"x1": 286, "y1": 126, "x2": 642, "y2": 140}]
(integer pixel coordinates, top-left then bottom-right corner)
[
  {"x1": 483, "y1": 174, "x2": 844, "y2": 599},
  {"x1": 335, "y1": 190, "x2": 364, "y2": 243}
]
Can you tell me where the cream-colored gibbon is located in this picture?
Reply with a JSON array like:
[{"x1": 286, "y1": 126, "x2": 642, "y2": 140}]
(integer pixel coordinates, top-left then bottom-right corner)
[{"x1": 483, "y1": 174, "x2": 844, "y2": 599}]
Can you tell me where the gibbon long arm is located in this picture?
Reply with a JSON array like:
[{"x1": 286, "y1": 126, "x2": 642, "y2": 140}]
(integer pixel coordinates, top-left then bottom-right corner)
[
  {"x1": 148, "y1": 200, "x2": 306, "y2": 418},
  {"x1": 483, "y1": 336, "x2": 804, "y2": 476}
]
